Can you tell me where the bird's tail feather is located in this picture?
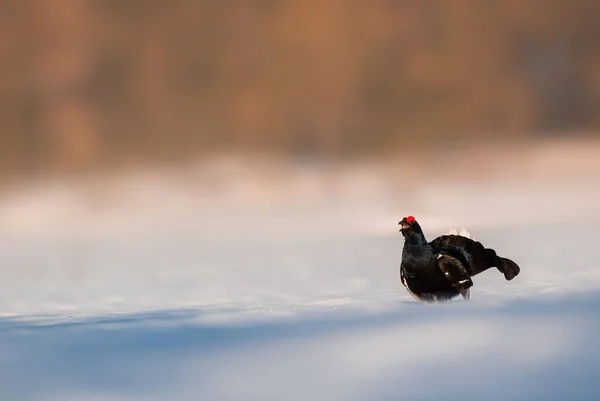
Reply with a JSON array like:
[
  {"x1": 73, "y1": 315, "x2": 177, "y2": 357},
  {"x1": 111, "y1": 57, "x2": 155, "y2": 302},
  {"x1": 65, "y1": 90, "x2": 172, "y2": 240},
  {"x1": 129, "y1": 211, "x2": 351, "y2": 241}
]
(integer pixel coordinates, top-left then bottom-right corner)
[
  {"x1": 446, "y1": 228, "x2": 473, "y2": 239},
  {"x1": 495, "y1": 257, "x2": 520, "y2": 281}
]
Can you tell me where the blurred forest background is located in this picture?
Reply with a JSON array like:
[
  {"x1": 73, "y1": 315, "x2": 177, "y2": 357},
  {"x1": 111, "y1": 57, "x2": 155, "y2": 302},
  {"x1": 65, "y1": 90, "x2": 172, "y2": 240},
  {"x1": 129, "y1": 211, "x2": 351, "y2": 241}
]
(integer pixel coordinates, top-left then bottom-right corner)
[{"x1": 0, "y1": 0, "x2": 599, "y2": 176}]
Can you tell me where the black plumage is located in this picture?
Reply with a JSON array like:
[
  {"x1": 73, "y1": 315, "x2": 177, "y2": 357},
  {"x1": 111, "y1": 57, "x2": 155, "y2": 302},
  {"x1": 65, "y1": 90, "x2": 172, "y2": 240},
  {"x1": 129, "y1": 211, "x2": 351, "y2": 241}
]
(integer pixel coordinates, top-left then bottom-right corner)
[{"x1": 399, "y1": 216, "x2": 520, "y2": 303}]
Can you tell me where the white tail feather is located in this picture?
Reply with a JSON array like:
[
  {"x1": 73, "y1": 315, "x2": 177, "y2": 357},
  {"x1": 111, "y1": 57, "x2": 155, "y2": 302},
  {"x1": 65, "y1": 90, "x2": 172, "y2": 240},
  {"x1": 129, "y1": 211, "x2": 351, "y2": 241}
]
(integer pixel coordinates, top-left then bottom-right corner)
[
  {"x1": 445, "y1": 228, "x2": 473, "y2": 239},
  {"x1": 459, "y1": 228, "x2": 472, "y2": 238}
]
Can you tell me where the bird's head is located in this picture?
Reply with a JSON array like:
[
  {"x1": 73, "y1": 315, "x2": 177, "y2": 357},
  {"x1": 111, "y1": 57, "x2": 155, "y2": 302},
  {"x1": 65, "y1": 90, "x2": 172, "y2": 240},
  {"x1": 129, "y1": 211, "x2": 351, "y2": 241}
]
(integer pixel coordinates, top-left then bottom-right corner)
[{"x1": 398, "y1": 215, "x2": 422, "y2": 238}]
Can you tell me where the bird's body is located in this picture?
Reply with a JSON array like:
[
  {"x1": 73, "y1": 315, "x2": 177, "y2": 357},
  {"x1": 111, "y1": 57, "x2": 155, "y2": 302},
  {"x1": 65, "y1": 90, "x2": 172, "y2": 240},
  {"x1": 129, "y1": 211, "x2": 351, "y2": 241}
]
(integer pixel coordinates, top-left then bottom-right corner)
[{"x1": 399, "y1": 216, "x2": 520, "y2": 303}]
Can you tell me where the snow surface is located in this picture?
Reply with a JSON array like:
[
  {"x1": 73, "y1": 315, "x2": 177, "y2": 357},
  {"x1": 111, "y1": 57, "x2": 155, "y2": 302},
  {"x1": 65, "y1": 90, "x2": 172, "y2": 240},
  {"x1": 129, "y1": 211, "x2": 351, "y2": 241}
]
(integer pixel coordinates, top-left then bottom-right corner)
[{"x1": 0, "y1": 160, "x2": 599, "y2": 400}]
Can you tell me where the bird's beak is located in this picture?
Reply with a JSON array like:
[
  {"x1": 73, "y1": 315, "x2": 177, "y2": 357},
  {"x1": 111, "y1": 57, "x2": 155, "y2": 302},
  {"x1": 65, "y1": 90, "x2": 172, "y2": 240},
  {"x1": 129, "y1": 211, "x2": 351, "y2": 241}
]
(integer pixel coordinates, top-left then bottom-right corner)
[{"x1": 399, "y1": 221, "x2": 409, "y2": 230}]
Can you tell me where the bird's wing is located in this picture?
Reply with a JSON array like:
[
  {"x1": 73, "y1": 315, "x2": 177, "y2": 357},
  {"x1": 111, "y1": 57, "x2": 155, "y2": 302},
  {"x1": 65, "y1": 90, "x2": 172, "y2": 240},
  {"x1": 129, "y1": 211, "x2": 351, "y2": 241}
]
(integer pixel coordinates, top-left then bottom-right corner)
[
  {"x1": 430, "y1": 235, "x2": 498, "y2": 277},
  {"x1": 436, "y1": 253, "x2": 473, "y2": 300},
  {"x1": 401, "y1": 270, "x2": 429, "y2": 304}
]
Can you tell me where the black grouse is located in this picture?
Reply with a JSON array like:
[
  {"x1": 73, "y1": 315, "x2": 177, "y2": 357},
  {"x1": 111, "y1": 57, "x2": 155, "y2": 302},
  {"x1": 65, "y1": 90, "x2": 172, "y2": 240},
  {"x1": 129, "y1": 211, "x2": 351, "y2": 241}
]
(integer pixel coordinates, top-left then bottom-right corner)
[{"x1": 399, "y1": 216, "x2": 520, "y2": 303}]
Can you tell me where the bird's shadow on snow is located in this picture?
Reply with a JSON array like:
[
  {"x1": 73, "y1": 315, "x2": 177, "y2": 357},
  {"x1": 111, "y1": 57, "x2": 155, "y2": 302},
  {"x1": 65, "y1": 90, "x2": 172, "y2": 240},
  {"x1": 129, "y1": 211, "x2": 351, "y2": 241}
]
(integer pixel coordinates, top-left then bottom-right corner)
[{"x1": 1, "y1": 293, "x2": 600, "y2": 401}]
